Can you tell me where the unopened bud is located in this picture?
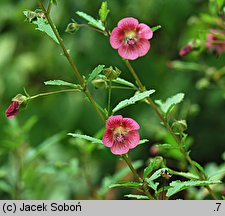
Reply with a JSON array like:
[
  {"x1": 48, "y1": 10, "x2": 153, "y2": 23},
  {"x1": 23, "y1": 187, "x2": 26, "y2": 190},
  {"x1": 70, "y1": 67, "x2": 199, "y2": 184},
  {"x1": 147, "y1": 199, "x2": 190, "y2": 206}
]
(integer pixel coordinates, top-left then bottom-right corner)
[
  {"x1": 12, "y1": 94, "x2": 28, "y2": 108},
  {"x1": 91, "y1": 78, "x2": 107, "y2": 89},
  {"x1": 103, "y1": 66, "x2": 121, "y2": 80},
  {"x1": 65, "y1": 22, "x2": 79, "y2": 34}
]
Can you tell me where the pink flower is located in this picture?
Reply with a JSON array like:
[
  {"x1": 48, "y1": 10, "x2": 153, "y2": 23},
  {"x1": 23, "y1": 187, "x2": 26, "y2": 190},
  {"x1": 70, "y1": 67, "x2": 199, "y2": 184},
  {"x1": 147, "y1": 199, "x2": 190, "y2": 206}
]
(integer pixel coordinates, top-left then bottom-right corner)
[
  {"x1": 179, "y1": 44, "x2": 193, "y2": 57},
  {"x1": 110, "y1": 17, "x2": 153, "y2": 60},
  {"x1": 5, "y1": 101, "x2": 21, "y2": 119},
  {"x1": 102, "y1": 115, "x2": 140, "y2": 155},
  {"x1": 206, "y1": 29, "x2": 225, "y2": 54}
]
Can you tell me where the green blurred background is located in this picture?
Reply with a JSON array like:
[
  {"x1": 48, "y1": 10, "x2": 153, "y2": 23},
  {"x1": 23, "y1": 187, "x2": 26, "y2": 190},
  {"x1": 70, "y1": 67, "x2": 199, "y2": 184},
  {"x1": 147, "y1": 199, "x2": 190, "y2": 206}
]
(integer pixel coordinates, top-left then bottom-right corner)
[{"x1": 0, "y1": 0, "x2": 224, "y2": 199}]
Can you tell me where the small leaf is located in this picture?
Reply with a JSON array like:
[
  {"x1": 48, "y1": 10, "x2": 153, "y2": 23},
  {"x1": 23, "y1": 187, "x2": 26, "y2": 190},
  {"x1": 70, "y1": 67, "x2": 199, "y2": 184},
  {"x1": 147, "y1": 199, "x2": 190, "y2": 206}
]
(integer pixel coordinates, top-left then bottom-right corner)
[
  {"x1": 44, "y1": 80, "x2": 81, "y2": 89},
  {"x1": 99, "y1": 2, "x2": 110, "y2": 22},
  {"x1": 192, "y1": 160, "x2": 207, "y2": 176},
  {"x1": 155, "y1": 93, "x2": 184, "y2": 115},
  {"x1": 124, "y1": 194, "x2": 149, "y2": 200},
  {"x1": 138, "y1": 139, "x2": 149, "y2": 145},
  {"x1": 208, "y1": 168, "x2": 225, "y2": 179},
  {"x1": 109, "y1": 182, "x2": 142, "y2": 189},
  {"x1": 155, "y1": 144, "x2": 179, "y2": 149},
  {"x1": 143, "y1": 156, "x2": 163, "y2": 178},
  {"x1": 148, "y1": 168, "x2": 170, "y2": 181},
  {"x1": 145, "y1": 180, "x2": 159, "y2": 191},
  {"x1": 97, "y1": 74, "x2": 136, "y2": 88},
  {"x1": 151, "y1": 25, "x2": 161, "y2": 32},
  {"x1": 113, "y1": 77, "x2": 136, "y2": 88},
  {"x1": 166, "y1": 180, "x2": 222, "y2": 197},
  {"x1": 87, "y1": 65, "x2": 105, "y2": 84},
  {"x1": 23, "y1": 11, "x2": 59, "y2": 44},
  {"x1": 76, "y1": 11, "x2": 105, "y2": 31},
  {"x1": 112, "y1": 90, "x2": 155, "y2": 113},
  {"x1": 68, "y1": 133, "x2": 103, "y2": 144}
]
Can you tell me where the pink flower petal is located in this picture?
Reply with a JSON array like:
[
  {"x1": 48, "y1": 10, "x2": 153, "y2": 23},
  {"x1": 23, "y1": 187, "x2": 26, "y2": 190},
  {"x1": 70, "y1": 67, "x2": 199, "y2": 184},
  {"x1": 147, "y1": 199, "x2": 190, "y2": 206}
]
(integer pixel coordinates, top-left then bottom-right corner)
[
  {"x1": 118, "y1": 43, "x2": 139, "y2": 60},
  {"x1": 118, "y1": 17, "x2": 139, "y2": 31},
  {"x1": 102, "y1": 129, "x2": 114, "y2": 147},
  {"x1": 122, "y1": 118, "x2": 140, "y2": 130},
  {"x1": 110, "y1": 142, "x2": 129, "y2": 155},
  {"x1": 106, "y1": 115, "x2": 123, "y2": 129},
  {"x1": 137, "y1": 23, "x2": 153, "y2": 39},
  {"x1": 110, "y1": 27, "x2": 124, "y2": 49},
  {"x1": 125, "y1": 130, "x2": 140, "y2": 149},
  {"x1": 135, "y1": 38, "x2": 150, "y2": 57}
]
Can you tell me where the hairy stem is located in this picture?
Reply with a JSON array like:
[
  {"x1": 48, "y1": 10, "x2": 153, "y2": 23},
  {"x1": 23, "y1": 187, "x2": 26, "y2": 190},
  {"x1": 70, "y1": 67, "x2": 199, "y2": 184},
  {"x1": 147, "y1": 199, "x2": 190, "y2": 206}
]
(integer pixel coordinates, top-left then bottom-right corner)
[
  {"x1": 122, "y1": 154, "x2": 154, "y2": 200},
  {"x1": 29, "y1": 89, "x2": 79, "y2": 100},
  {"x1": 37, "y1": 0, "x2": 105, "y2": 123},
  {"x1": 125, "y1": 60, "x2": 219, "y2": 200},
  {"x1": 107, "y1": 80, "x2": 112, "y2": 116}
]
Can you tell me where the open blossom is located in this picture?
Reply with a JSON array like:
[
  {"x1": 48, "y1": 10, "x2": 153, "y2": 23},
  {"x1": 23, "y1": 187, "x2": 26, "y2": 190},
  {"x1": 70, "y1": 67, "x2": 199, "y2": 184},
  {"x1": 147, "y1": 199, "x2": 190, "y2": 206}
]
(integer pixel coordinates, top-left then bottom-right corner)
[
  {"x1": 102, "y1": 115, "x2": 140, "y2": 155},
  {"x1": 110, "y1": 17, "x2": 153, "y2": 60},
  {"x1": 5, "y1": 101, "x2": 21, "y2": 118},
  {"x1": 206, "y1": 29, "x2": 225, "y2": 54}
]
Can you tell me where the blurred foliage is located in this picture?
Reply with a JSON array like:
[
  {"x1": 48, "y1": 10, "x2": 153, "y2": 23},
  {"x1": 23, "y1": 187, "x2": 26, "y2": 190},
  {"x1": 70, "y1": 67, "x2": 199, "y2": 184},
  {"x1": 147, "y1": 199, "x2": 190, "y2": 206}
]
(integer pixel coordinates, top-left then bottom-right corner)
[{"x1": 0, "y1": 0, "x2": 224, "y2": 199}]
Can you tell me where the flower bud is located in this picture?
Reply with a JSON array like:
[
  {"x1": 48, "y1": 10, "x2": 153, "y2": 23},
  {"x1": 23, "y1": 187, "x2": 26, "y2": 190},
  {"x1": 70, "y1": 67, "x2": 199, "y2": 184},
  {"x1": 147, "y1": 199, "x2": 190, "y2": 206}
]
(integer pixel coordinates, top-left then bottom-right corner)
[
  {"x1": 12, "y1": 94, "x2": 28, "y2": 107},
  {"x1": 91, "y1": 78, "x2": 107, "y2": 89},
  {"x1": 65, "y1": 22, "x2": 79, "y2": 34},
  {"x1": 103, "y1": 66, "x2": 121, "y2": 80},
  {"x1": 5, "y1": 94, "x2": 28, "y2": 119}
]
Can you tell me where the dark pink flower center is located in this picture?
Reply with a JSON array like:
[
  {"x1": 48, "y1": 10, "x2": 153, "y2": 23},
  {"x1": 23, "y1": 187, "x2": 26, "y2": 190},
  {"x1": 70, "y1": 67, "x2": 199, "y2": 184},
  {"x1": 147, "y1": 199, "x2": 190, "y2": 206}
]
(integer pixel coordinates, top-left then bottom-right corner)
[
  {"x1": 114, "y1": 133, "x2": 126, "y2": 143},
  {"x1": 113, "y1": 126, "x2": 128, "y2": 143},
  {"x1": 124, "y1": 30, "x2": 138, "y2": 46}
]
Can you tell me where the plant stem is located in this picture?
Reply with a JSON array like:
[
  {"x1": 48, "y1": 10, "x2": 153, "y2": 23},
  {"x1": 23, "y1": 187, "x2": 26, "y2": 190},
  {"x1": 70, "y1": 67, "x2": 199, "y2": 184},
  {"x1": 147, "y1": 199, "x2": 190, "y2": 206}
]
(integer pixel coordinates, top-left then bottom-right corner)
[
  {"x1": 125, "y1": 59, "x2": 219, "y2": 200},
  {"x1": 37, "y1": 0, "x2": 105, "y2": 123},
  {"x1": 122, "y1": 154, "x2": 154, "y2": 200},
  {"x1": 78, "y1": 24, "x2": 105, "y2": 35},
  {"x1": 107, "y1": 80, "x2": 112, "y2": 116},
  {"x1": 29, "y1": 89, "x2": 79, "y2": 100}
]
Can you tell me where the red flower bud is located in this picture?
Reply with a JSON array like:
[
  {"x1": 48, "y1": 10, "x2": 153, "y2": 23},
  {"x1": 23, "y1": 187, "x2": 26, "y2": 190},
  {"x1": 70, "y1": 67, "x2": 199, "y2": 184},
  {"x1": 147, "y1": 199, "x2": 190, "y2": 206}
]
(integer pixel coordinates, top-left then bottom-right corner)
[
  {"x1": 5, "y1": 94, "x2": 28, "y2": 119},
  {"x1": 5, "y1": 101, "x2": 21, "y2": 119}
]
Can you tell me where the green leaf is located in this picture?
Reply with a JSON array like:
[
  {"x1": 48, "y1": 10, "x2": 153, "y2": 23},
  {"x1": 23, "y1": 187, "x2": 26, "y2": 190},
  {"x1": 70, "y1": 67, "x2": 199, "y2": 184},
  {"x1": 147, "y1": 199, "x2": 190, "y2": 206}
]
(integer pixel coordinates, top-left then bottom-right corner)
[
  {"x1": 68, "y1": 133, "x2": 103, "y2": 144},
  {"x1": 192, "y1": 160, "x2": 207, "y2": 176},
  {"x1": 0, "y1": 181, "x2": 11, "y2": 193},
  {"x1": 169, "y1": 61, "x2": 206, "y2": 72},
  {"x1": 169, "y1": 170, "x2": 198, "y2": 180},
  {"x1": 124, "y1": 194, "x2": 149, "y2": 200},
  {"x1": 148, "y1": 168, "x2": 169, "y2": 181},
  {"x1": 109, "y1": 182, "x2": 142, "y2": 189},
  {"x1": 44, "y1": 80, "x2": 82, "y2": 89},
  {"x1": 97, "y1": 74, "x2": 136, "y2": 88},
  {"x1": 97, "y1": 160, "x2": 143, "y2": 198},
  {"x1": 26, "y1": 132, "x2": 65, "y2": 162},
  {"x1": 99, "y1": 2, "x2": 110, "y2": 22},
  {"x1": 151, "y1": 25, "x2": 161, "y2": 32},
  {"x1": 23, "y1": 11, "x2": 59, "y2": 44},
  {"x1": 76, "y1": 11, "x2": 105, "y2": 31},
  {"x1": 208, "y1": 168, "x2": 225, "y2": 179},
  {"x1": 112, "y1": 90, "x2": 155, "y2": 113},
  {"x1": 138, "y1": 139, "x2": 149, "y2": 145},
  {"x1": 155, "y1": 93, "x2": 184, "y2": 115},
  {"x1": 113, "y1": 77, "x2": 136, "y2": 88},
  {"x1": 145, "y1": 180, "x2": 159, "y2": 191},
  {"x1": 87, "y1": 65, "x2": 105, "y2": 84},
  {"x1": 143, "y1": 156, "x2": 163, "y2": 178},
  {"x1": 51, "y1": 0, "x2": 57, "y2": 5},
  {"x1": 155, "y1": 144, "x2": 179, "y2": 149},
  {"x1": 166, "y1": 180, "x2": 222, "y2": 197}
]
